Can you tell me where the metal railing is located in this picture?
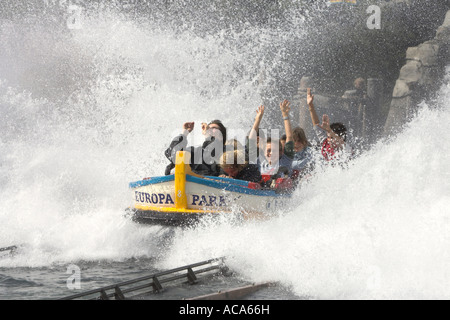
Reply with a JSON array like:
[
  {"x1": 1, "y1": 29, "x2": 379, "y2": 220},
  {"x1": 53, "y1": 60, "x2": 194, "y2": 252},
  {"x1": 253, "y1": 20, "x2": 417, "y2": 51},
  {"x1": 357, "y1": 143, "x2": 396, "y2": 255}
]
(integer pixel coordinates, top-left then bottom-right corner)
[{"x1": 60, "y1": 257, "x2": 226, "y2": 300}]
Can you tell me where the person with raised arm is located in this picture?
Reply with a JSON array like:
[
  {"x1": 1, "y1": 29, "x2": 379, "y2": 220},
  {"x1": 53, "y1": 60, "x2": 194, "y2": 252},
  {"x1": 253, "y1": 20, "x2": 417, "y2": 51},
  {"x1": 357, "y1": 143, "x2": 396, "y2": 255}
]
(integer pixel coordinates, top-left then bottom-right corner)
[
  {"x1": 259, "y1": 100, "x2": 295, "y2": 177},
  {"x1": 291, "y1": 126, "x2": 314, "y2": 180},
  {"x1": 307, "y1": 88, "x2": 350, "y2": 161},
  {"x1": 164, "y1": 120, "x2": 227, "y2": 176},
  {"x1": 246, "y1": 105, "x2": 266, "y2": 167}
]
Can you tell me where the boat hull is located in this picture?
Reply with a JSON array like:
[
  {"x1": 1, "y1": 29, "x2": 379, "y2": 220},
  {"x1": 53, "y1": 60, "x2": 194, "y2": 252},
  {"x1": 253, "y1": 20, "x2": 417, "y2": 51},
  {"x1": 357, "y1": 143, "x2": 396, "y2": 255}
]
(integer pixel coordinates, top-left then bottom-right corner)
[{"x1": 128, "y1": 152, "x2": 292, "y2": 226}]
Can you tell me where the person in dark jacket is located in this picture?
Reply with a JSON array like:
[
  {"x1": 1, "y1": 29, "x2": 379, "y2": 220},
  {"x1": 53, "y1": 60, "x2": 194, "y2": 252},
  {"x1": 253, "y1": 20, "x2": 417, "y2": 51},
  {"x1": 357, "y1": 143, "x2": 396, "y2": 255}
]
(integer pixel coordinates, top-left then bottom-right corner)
[
  {"x1": 164, "y1": 120, "x2": 227, "y2": 176},
  {"x1": 219, "y1": 140, "x2": 262, "y2": 183}
]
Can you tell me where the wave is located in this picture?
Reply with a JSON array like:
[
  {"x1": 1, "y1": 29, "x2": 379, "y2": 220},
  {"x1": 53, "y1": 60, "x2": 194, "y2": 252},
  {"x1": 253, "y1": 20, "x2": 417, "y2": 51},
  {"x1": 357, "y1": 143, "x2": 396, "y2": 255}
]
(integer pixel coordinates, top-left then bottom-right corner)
[{"x1": 1, "y1": 2, "x2": 449, "y2": 299}]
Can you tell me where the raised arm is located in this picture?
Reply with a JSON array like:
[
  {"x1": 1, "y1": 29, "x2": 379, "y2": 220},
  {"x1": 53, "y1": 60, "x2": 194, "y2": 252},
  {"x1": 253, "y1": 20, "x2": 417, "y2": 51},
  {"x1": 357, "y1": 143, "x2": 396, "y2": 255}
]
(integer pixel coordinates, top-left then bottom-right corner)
[
  {"x1": 280, "y1": 99, "x2": 293, "y2": 143},
  {"x1": 182, "y1": 121, "x2": 195, "y2": 135},
  {"x1": 248, "y1": 105, "x2": 265, "y2": 141},
  {"x1": 307, "y1": 88, "x2": 320, "y2": 126},
  {"x1": 165, "y1": 122, "x2": 194, "y2": 163}
]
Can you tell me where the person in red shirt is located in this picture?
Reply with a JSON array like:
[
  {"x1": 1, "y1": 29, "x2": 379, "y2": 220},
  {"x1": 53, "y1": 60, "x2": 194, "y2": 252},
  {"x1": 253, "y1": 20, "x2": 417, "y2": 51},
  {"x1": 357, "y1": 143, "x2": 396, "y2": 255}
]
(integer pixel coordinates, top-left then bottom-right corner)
[{"x1": 306, "y1": 88, "x2": 350, "y2": 161}]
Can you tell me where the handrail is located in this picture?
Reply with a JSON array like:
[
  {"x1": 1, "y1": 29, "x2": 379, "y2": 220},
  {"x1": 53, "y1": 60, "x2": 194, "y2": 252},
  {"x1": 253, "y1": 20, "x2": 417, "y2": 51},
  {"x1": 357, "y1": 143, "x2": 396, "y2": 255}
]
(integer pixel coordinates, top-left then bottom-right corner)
[{"x1": 60, "y1": 257, "x2": 226, "y2": 300}]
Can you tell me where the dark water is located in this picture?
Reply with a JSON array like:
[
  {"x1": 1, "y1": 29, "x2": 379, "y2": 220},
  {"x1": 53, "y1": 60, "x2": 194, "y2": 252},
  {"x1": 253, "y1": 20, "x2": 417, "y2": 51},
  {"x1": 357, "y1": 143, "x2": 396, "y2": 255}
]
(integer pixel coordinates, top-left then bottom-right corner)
[{"x1": 0, "y1": 253, "x2": 299, "y2": 300}]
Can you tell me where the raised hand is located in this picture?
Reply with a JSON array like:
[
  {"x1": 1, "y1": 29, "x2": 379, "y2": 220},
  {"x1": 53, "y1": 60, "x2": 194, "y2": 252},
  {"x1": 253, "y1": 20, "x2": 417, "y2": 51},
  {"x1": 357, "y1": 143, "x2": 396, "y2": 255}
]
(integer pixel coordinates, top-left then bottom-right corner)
[
  {"x1": 201, "y1": 122, "x2": 208, "y2": 135},
  {"x1": 280, "y1": 99, "x2": 291, "y2": 116},
  {"x1": 280, "y1": 99, "x2": 293, "y2": 144},
  {"x1": 306, "y1": 88, "x2": 320, "y2": 126},
  {"x1": 255, "y1": 105, "x2": 265, "y2": 120},
  {"x1": 307, "y1": 88, "x2": 314, "y2": 107},
  {"x1": 183, "y1": 122, "x2": 195, "y2": 133},
  {"x1": 318, "y1": 114, "x2": 331, "y2": 133},
  {"x1": 250, "y1": 105, "x2": 265, "y2": 141}
]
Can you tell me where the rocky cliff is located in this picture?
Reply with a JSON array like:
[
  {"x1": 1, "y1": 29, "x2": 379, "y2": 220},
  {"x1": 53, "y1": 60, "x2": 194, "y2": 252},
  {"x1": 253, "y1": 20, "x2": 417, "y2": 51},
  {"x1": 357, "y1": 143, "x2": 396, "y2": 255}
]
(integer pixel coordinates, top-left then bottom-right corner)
[{"x1": 384, "y1": 10, "x2": 450, "y2": 136}]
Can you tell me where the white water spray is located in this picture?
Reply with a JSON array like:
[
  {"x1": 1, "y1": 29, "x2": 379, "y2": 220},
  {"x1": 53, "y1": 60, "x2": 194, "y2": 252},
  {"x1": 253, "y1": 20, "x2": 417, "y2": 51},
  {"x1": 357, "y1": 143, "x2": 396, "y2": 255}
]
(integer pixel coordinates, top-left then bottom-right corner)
[
  {"x1": 163, "y1": 69, "x2": 450, "y2": 299},
  {"x1": 1, "y1": 3, "x2": 449, "y2": 300}
]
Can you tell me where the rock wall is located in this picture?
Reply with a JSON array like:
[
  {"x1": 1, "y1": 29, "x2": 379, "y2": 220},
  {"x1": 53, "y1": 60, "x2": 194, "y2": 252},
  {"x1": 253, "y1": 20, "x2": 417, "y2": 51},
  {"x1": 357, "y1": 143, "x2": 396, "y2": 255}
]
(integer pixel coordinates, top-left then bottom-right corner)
[{"x1": 383, "y1": 10, "x2": 450, "y2": 136}]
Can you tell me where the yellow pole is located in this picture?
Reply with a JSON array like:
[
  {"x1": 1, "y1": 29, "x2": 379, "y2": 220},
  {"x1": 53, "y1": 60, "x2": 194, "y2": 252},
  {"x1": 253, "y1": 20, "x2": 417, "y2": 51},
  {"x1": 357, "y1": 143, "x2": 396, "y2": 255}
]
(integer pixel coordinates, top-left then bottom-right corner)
[{"x1": 174, "y1": 151, "x2": 189, "y2": 209}]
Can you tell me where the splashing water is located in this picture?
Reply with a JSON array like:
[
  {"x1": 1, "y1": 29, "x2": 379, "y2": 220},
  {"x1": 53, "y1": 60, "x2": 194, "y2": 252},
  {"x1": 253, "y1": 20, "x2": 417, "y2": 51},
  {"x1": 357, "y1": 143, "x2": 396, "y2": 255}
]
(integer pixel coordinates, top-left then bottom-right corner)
[
  {"x1": 163, "y1": 68, "x2": 450, "y2": 299},
  {"x1": 1, "y1": 2, "x2": 450, "y2": 299},
  {"x1": 0, "y1": 3, "x2": 308, "y2": 267}
]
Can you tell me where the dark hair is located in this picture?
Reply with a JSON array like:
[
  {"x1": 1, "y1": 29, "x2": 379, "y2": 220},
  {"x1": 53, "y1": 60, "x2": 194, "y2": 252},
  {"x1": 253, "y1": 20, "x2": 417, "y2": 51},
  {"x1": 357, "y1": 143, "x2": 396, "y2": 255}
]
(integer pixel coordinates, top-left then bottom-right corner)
[
  {"x1": 280, "y1": 134, "x2": 287, "y2": 142},
  {"x1": 292, "y1": 127, "x2": 309, "y2": 146},
  {"x1": 330, "y1": 122, "x2": 347, "y2": 141},
  {"x1": 208, "y1": 120, "x2": 227, "y2": 144}
]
